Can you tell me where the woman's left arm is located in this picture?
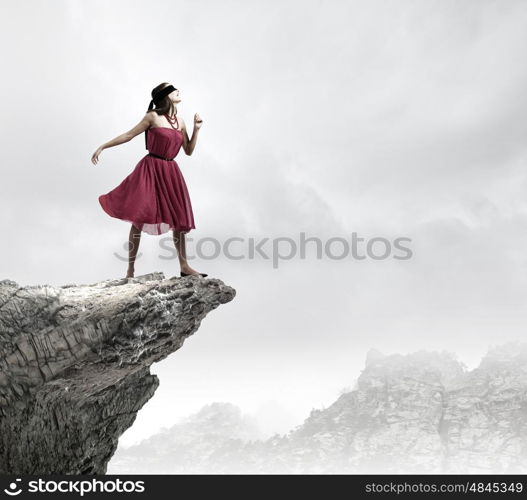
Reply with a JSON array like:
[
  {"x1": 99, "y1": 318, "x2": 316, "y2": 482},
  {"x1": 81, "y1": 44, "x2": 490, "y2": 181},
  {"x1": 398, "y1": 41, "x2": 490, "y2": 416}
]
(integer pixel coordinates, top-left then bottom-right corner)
[{"x1": 181, "y1": 113, "x2": 203, "y2": 156}]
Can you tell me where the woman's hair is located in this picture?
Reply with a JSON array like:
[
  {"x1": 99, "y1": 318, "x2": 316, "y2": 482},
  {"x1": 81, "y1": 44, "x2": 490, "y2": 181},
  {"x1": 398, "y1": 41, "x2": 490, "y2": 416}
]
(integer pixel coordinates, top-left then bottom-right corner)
[{"x1": 147, "y1": 82, "x2": 176, "y2": 116}]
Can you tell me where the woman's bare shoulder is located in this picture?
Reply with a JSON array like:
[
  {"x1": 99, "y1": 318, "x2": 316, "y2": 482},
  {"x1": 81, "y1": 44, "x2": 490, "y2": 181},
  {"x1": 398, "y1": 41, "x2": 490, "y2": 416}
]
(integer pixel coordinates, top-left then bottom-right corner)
[
  {"x1": 145, "y1": 110, "x2": 157, "y2": 125},
  {"x1": 178, "y1": 115, "x2": 186, "y2": 128}
]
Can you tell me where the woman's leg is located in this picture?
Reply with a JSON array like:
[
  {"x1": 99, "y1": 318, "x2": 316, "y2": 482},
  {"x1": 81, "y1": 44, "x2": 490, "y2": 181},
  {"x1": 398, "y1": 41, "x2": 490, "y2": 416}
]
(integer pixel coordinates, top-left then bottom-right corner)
[
  {"x1": 173, "y1": 230, "x2": 202, "y2": 275},
  {"x1": 126, "y1": 224, "x2": 142, "y2": 278}
]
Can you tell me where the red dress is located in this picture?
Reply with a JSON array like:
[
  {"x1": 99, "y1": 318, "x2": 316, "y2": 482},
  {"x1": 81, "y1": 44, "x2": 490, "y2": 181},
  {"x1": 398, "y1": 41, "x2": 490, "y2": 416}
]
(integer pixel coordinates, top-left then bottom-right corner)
[{"x1": 98, "y1": 121, "x2": 196, "y2": 236}]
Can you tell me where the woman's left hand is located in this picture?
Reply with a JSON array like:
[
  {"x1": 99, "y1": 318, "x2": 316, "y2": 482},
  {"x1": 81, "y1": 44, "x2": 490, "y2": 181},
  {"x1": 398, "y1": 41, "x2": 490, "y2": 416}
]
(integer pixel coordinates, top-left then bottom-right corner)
[
  {"x1": 194, "y1": 113, "x2": 203, "y2": 129},
  {"x1": 91, "y1": 146, "x2": 104, "y2": 165}
]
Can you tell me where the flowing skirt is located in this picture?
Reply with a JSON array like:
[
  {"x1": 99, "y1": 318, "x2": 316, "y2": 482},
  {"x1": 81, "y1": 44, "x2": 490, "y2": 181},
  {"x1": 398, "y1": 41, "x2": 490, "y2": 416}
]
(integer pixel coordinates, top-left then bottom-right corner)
[{"x1": 99, "y1": 156, "x2": 196, "y2": 235}]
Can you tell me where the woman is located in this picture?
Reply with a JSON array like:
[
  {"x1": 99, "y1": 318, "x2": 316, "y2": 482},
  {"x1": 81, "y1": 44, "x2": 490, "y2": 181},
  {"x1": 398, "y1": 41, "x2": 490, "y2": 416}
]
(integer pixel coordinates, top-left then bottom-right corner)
[{"x1": 92, "y1": 82, "x2": 207, "y2": 279}]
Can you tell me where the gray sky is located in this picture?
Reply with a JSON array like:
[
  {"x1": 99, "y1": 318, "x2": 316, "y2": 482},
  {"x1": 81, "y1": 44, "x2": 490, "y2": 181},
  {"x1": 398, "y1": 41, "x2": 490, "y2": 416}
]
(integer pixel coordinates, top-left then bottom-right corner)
[{"x1": 1, "y1": 0, "x2": 526, "y2": 445}]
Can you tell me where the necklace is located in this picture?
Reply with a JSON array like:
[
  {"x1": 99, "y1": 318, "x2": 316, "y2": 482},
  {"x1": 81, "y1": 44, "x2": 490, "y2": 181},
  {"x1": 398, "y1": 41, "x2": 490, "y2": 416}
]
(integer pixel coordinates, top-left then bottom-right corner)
[{"x1": 165, "y1": 112, "x2": 179, "y2": 130}]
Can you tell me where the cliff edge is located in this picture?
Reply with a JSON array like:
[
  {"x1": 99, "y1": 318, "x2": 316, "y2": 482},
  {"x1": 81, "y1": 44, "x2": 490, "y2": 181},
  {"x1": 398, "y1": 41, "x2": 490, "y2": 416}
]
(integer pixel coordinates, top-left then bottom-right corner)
[{"x1": 0, "y1": 272, "x2": 236, "y2": 474}]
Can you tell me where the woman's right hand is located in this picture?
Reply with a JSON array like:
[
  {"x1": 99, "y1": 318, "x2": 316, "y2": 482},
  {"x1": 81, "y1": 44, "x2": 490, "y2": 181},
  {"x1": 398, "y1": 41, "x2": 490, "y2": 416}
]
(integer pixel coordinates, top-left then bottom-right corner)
[{"x1": 91, "y1": 146, "x2": 104, "y2": 165}]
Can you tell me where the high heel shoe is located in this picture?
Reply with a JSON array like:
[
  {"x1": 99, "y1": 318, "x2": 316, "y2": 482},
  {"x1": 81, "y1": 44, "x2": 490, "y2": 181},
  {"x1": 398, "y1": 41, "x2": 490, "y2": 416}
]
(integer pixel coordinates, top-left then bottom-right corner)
[{"x1": 180, "y1": 271, "x2": 208, "y2": 277}]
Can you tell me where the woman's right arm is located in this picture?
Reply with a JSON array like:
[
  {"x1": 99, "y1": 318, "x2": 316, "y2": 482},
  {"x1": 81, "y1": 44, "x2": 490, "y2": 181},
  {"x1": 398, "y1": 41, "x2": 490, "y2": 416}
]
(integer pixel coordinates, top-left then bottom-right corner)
[{"x1": 92, "y1": 112, "x2": 154, "y2": 165}]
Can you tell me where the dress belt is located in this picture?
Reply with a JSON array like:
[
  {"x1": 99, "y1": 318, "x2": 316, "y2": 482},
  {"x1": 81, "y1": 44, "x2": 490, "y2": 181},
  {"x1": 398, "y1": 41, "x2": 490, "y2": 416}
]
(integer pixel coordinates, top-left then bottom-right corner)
[{"x1": 147, "y1": 152, "x2": 175, "y2": 161}]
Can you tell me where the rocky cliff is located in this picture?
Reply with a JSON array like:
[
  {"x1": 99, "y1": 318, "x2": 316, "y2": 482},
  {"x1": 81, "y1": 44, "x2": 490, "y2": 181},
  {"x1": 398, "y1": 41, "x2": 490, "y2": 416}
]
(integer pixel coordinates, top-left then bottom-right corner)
[
  {"x1": 110, "y1": 342, "x2": 527, "y2": 474},
  {"x1": 279, "y1": 344, "x2": 527, "y2": 474},
  {"x1": 0, "y1": 272, "x2": 236, "y2": 474}
]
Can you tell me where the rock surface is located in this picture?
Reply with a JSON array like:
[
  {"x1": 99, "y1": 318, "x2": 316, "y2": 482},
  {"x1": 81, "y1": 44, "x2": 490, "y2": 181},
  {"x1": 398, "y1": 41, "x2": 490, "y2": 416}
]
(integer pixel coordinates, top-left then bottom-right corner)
[
  {"x1": 110, "y1": 342, "x2": 527, "y2": 474},
  {"x1": 0, "y1": 272, "x2": 236, "y2": 474}
]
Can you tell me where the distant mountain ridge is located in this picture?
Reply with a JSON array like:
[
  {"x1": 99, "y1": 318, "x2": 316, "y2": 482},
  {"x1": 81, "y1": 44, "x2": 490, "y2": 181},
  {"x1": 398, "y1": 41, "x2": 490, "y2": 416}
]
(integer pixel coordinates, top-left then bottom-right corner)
[{"x1": 109, "y1": 342, "x2": 527, "y2": 474}]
